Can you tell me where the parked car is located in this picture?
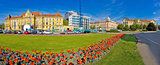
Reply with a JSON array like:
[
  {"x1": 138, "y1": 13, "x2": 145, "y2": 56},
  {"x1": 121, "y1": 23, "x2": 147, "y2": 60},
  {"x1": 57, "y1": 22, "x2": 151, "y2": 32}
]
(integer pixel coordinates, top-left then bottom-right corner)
[
  {"x1": 8, "y1": 31, "x2": 13, "y2": 34},
  {"x1": 13, "y1": 31, "x2": 18, "y2": 34},
  {"x1": 18, "y1": 31, "x2": 23, "y2": 34},
  {"x1": 43, "y1": 31, "x2": 52, "y2": 34},
  {"x1": 67, "y1": 30, "x2": 72, "y2": 32},
  {"x1": 0, "y1": 30, "x2": 3, "y2": 33},
  {"x1": 31, "y1": 30, "x2": 37, "y2": 34},
  {"x1": 37, "y1": 30, "x2": 43, "y2": 34},
  {"x1": 3, "y1": 30, "x2": 8, "y2": 34},
  {"x1": 117, "y1": 29, "x2": 122, "y2": 32},
  {"x1": 67, "y1": 31, "x2": 75, "y2": 34},
  {"x1": 24, "y1": 31, "x2": 30, "y2": 34},
  {"x1": 84, "y1": 31, "x2": 91, "y2": 33},
  {"x1": 74, "y1": 31, "x2": 81, "y2": 34}
]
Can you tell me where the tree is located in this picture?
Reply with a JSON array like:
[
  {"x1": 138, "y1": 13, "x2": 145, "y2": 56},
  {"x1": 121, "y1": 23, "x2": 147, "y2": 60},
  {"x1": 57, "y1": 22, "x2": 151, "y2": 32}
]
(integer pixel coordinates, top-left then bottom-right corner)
[
  {"x1": 139, "y1": 24, "x2": 143, "y2": 29},
  {"x1": 146, "y1": 23, "x2": 156, "y2": 31},
  {"x1": 134, "y1": 18, "x2": 138, "y2": 24},
  {"x1": 90, "y1": 26, "x2": 93, "y2": 29},
  {"x1": 0, "y1": 23, "x2": 5, "y2": 29},
  {"x1": 158, "y1": 25, "x2": 160, "y2": 30},
  {"x1": 98, "y1": 26, "x2": 101, "y2": 29},
  {"x1": 63, "y1": 19, "x2": 69, "y2": 26},
  {"x1": 135, "y1": 24, "x2": 140, "y2": 29},
  {"x1": 124, "y1": 25, "x2": 129, "y2": 31},
  {"x1": 90, "y1": 26, "x2": 95, "y2": 29},
  {"x1": 143, "y1": 25, "x2": 147, "y2": 29},
  {"x1": 130, "y1": 24, "x2": 137, "y2": 31},
  {"x1": 93, "y1": 25, "x2": 95, "y2": 29},
  {"x1": 117, "y1": 24, "x2": 124, "y2": 30}
]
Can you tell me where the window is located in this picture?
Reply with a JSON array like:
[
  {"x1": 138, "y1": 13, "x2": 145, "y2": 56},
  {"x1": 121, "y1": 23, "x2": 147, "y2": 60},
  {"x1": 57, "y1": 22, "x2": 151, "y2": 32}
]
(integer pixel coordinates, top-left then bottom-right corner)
[
  {"x1": 25, "y1": 22, "x2": 26, "y2": 25},
  {"x1": 46, "y1": 22, "x2": 48, "y2": 25},
  {"x1": 53, "y1": 22, "x2": 54, "y2": 25},
  {"x1": 57, "y1": 19, "x2": 58, "y2": 21},
  {"x1": 31, "y1": 22, "x2": 32, "y2": 25},
  {"x1": 50, "y1": 19, "x2": 51, "y2": 21},
  {"x1": 60, "y1": 22, "x2": 61, "y2": 25},
  {"x1": 14, "y1": 22, "x2": 16, "y2": 29},
  {"x1": 57, "y1": 22, "x2": 58, "y2": 25},
  {"x1": 53, "y1": 19, "x2": 54, "y2": 20},
  {"x1": 39, "y1": 21, "x2": 41, "y2": 28},
  {"x1": 46, "y1": 19, "x2": 48, "y2": 21}
]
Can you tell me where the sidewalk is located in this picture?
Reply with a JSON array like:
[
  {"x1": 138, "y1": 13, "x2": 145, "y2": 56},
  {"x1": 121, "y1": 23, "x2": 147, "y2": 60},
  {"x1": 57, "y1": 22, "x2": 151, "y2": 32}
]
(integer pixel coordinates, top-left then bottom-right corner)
[{"x1": 136, "y1": 39, "x2": 158, "y2": 65}]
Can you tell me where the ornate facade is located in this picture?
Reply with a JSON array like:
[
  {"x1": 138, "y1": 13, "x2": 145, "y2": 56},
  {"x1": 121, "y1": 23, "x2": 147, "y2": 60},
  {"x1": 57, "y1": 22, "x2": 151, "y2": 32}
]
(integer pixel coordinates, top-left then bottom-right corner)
[
  {"x1": 5, "y1": 9, "x2": 63, "y2": 31},
  {"x1": 122, "y1": 18, "x2": 156, "y2": 26},
  {"x1": 90, "y1": 17, "x2": 120, "y2": 30}
]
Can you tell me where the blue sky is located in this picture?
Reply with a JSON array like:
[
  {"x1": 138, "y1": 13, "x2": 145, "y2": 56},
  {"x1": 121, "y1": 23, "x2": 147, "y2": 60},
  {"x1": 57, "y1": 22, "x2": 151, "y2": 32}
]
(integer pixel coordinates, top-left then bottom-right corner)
[{"x1": 0, "y1": 0, "x2": 160, "y2": 24}]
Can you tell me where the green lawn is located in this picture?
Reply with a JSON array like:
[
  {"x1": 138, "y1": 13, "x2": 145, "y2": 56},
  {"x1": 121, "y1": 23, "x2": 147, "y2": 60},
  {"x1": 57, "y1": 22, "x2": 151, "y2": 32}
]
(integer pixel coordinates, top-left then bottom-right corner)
[
  {"x1": 0, "y1": 33, "x2": 115, "y2": 53},
  {"x1": 90, "y1": 35, "x2": 144, "y2": 65}
]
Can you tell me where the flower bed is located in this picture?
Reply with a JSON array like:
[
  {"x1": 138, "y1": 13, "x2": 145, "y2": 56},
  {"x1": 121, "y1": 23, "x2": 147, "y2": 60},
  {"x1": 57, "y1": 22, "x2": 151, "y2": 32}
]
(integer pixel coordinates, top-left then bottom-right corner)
[{"x1": 0, "y1": 34, "x2": 125, "y2": 65}]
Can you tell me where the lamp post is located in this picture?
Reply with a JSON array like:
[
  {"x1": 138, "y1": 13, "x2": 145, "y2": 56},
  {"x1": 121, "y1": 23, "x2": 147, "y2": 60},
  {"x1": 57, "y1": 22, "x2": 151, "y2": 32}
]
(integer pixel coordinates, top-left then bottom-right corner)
[
  {"x1": 79, "y1": 0, "x2": 82, "y2": 28},
  {"x1": 157, "y1": 22, "x2": 159, "y2": 32}
]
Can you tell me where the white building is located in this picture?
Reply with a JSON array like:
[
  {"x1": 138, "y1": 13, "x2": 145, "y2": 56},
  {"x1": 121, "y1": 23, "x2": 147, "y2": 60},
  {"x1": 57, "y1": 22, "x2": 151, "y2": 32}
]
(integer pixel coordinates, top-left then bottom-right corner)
[{"x1": 65, "y1": 11, "x2": 90, "y2": 29}]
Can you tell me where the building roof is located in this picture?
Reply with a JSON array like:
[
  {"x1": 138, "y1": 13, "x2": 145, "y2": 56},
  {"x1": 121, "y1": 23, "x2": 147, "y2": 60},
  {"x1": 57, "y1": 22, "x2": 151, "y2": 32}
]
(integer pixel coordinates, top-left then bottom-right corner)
[
  {"x1": 125, "y1": 18, "x2": 155, "y2": 22},
  {"x1": 6, "y1": 9, "x2": 62, "y2": 20}
]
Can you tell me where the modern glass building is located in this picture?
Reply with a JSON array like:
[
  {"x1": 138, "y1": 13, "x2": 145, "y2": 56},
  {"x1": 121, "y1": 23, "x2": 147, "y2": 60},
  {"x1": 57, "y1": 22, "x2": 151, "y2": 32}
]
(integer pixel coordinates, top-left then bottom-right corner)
[{"x1": 65, "y1": 11, "x2": 90, "y2": 29}]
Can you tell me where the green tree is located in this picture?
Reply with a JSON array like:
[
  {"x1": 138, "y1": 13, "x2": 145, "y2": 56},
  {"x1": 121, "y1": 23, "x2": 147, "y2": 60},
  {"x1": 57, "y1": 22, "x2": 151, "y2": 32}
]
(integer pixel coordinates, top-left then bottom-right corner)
[
  {"x1": 135, "y1": 24, "x2": 140, "y2": 29},
  {"x1": 90, "y1": 26, "x2": 93, "y2": 29},
  {"x1": 93, "y1": 25, "x2": 95, "y2": 29},
  {"x1": 143, "y1": 25, "x2": 147, "y2": 29},
  {"x1": 158, "y1": 25, "x2": 160, "y2": 30},
  {"x1": 130, "y1": 24, "x2": 137, "y2": 31},
  {"x1": 98, "y1": 26, "x2": 101, "y2": 29},
  {"x1": 124, "y1": 25, "x2": 129, "y2": 31},
  {"x1": 117, "y1": 24, "x2": 124, "y2": 30},
  {"x1": 63, "y1": 19, "x2": 69, "y2": 26},
  {"x1": 146, "y1": 23, "x2": 156, "y2": 31},
  {"x1": 134, "y1": 18, "x2": 138, "y2": 24},
  {"x1": 139, "y1": 24, "x2": 143, "y2": 29},
  {"x1": 0, "y1": 23, "x2": 5, "y2": 29}
]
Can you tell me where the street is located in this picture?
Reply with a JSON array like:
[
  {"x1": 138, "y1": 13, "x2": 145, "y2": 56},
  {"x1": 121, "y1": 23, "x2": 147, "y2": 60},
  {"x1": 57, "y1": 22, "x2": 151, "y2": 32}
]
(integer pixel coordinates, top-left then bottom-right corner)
[{"x1": 134, "y1": 32, "x2": 160, "y2": 65}]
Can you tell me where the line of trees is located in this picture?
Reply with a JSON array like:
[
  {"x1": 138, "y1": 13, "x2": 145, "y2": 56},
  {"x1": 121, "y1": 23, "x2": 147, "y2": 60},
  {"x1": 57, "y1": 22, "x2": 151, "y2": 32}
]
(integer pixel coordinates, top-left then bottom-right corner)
[
  {"x1": 117, "y1": 23, "x2": 156, "y2": 31},
  {"x1": 0, "y1": 23, "x2": 5, "y2": 29}
]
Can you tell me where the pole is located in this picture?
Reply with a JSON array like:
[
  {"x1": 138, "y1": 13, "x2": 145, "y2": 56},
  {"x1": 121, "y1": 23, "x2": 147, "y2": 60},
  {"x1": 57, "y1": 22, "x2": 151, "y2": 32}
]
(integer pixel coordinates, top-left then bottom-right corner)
[
  {"x1": 79, "y1": 0, "x2": 82, "y2": 28},
  {"x1": 157, "y1": 22, "x2": 159, "y2": 32}
]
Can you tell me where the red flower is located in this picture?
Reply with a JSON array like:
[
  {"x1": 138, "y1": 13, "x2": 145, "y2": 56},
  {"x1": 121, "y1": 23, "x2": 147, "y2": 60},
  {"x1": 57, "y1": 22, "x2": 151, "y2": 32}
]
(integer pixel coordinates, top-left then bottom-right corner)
[
  {"x1": 31, "y1": 62, "x2": 35, "y2": 65},
  {"x1": 51, "y1": 58, "x2": 55, "y2": 61},
  {"x1": 49, "y1": 62, "x2": 53, "y2": 65}
]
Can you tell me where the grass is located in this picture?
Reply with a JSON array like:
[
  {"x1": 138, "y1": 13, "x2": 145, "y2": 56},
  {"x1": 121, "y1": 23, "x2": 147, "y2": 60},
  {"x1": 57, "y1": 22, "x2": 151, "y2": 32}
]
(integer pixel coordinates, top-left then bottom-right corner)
[
  {"x1": 90, "y1": 35, "x2": 144, "y2": 65},
  {"x1": 120, "y1": 30, "x2": 143, "y2": 33},
  {"x1": 0, "y1": 33, "x2": 115, "y2": 53}
]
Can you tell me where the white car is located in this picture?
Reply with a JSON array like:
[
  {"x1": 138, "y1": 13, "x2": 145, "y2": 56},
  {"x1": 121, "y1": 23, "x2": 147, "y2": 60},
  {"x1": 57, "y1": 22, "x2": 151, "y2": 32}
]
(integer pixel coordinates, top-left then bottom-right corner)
[{"x1": 43, "y1": 31, "x2": 52, "y2": 34}]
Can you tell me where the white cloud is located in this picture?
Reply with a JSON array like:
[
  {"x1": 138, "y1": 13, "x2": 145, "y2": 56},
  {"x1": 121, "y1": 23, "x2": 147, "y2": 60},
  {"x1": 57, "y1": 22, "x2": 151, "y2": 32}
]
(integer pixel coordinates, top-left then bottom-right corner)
[{"x1": 153, "y1": 12, "x2": 156, "y2": 14}]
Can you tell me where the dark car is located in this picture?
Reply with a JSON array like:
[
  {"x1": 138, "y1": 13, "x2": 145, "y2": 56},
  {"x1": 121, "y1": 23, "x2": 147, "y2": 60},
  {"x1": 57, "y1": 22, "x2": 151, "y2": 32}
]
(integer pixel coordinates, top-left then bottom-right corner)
[
  {"x1": 8, "y1": 31, "x2": 13, "y2": 34},
  {"x1": 14, "y1": 31, "x2": 18, "y2": 34},
  {"x1": 84, "y1": 31, "x2": 91, "y2": 33},
  {"x1": 0, "y1": 30, "x2": 3, "y2": 33},
  {"x1": 31, "y1": 30, "x2": 37, "y2": 34}
]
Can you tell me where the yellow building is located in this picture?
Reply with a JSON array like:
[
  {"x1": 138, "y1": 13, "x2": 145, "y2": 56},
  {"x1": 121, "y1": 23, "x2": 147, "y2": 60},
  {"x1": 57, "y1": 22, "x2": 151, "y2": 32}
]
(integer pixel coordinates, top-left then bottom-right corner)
[
  {"x1": 5, "y1": 9, "x2": 63, "y2": 31},
  {"x1": 122, "y1": 18, "x2": 156, "y2": 26},
  {"x1": 90, "y1": 17, "x2": 120, "y2": 31}
]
